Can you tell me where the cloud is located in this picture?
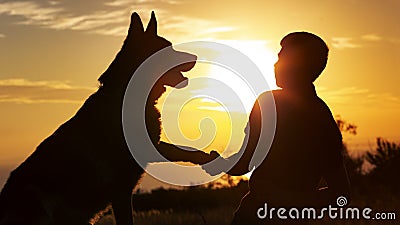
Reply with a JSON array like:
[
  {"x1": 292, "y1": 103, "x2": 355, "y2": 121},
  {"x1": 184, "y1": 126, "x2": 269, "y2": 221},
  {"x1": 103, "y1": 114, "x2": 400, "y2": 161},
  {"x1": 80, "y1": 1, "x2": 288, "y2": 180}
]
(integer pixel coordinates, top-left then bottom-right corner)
[
  {"x1": 361, "y1": 34, "x2": 382, "y2": 42},
  {"x1": 318, "y1": 86, "x2": 369, "y2": 104},
  {"x1": 388, "y1": 38, "x2": 400, "y2": 45},
  {"x1": 0, "y1": 78, "x2": 95, "y2": 104},
  {"x1": 331, "y1": 37, "x2": 361, "y2": 49},
  {"x1": 105, "y1": 0, "x2": 137, "y2": 7},
  {"x1": 105, "y1": 0, "x2": 181, "y2": 7},
  {"x1": 318, "y1": 86, "x2": 400, "y2": 108},
  {"x1": 0, "y1": 1, "x2": 62, "y2": 25},
  {"x1": 0, "y1": 34, "x2": 5, "y2": 38},
  {"x1": 197, "y1": 105, "x2": 227, "y2": 112},
  {"x1": 0, "y1": 0, "x2": 235, "y2": 38},
  {"x1": 0, "y1": 1, "x2": 128, "y2": 36},
  {"x1": 195, "y1": 98, "x2": 229, "y2": 112}
]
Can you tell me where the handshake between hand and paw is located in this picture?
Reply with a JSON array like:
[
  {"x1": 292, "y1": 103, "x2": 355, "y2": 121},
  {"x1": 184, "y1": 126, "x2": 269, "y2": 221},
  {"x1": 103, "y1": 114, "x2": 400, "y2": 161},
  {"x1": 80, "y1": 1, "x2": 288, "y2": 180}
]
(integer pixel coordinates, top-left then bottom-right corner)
[
  {"x1": 197, "y1": 150, "x2": 230, "y2": 176},
  {"x1": 156, "y1": 142, "x2": 230, "y2": 176}
]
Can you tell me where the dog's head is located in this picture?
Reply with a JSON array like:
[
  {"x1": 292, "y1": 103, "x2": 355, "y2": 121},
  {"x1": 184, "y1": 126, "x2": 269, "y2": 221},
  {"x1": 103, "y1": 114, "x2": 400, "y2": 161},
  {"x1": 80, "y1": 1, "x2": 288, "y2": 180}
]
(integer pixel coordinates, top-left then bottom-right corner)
[{"x1": 98, "y1": 12, "x2": 196, "y2": 95}]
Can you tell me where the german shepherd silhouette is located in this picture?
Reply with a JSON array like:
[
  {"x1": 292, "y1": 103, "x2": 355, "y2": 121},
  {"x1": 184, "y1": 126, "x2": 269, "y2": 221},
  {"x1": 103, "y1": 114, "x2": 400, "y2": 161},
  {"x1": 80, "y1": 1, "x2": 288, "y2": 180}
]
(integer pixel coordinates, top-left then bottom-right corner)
[{"x1": 0, "y1": 12, "x2": 215, "y2": 225}]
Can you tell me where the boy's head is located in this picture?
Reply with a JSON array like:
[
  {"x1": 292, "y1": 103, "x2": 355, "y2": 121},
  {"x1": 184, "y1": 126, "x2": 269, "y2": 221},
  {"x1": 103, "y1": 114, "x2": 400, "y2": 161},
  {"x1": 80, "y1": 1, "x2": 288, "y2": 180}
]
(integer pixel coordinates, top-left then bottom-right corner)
[{"x1": 274, "y1": 32, "x2": 329, "y2": 89}]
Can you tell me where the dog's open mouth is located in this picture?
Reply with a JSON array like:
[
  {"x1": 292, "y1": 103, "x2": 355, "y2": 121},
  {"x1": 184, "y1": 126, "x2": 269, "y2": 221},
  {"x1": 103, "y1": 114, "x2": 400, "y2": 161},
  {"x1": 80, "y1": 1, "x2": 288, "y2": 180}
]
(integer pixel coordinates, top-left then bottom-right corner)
[
  {"x1": 174, "y1": 75, "x2": 188, "y2": 89},
  {"x1": 164, "y1": 60, "x2": 196, "y2": 89}
]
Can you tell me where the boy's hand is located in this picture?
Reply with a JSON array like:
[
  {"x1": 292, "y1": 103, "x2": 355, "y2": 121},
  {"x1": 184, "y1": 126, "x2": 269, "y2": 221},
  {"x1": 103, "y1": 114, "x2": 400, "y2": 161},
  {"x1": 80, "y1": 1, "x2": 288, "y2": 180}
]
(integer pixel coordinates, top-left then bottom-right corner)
[{"x1": 201, "y1": 150, "x2": 230, "y2": 176}]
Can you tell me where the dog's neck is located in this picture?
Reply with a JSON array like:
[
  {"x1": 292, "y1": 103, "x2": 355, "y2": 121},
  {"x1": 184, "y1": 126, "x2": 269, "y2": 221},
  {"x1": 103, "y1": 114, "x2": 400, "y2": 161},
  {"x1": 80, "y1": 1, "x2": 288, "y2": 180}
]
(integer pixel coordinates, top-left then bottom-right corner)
[
  {"x1": 147, "y1": 81, "x2": 166, "y2": 104},
  {"x1": 145, "y1": 82, "x2": 165, "y2": 145}
]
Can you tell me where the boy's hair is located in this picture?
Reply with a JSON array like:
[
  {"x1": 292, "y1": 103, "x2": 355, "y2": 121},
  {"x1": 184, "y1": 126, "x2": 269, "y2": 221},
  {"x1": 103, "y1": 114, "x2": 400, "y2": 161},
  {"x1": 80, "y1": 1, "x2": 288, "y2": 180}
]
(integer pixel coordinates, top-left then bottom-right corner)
[{"x1": 281, "y1": 32, "x2": 329, "y2": 82}]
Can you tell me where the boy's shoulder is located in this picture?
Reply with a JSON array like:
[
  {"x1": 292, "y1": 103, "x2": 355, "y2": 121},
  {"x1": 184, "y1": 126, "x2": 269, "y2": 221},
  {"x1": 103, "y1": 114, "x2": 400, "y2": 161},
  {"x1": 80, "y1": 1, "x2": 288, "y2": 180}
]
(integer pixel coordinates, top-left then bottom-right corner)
[
  {"x1": 257, "y1": 89, "x2": 334, "y2": 117},
  {"x1": 257, "y1": 89, "x2": 285, "y2": 104}
]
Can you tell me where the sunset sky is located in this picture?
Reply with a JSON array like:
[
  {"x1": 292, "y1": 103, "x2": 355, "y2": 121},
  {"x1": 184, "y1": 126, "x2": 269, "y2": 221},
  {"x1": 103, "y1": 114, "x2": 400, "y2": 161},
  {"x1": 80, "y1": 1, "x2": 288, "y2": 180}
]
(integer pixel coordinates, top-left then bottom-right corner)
[{"x1": 0, "y1": 0, "x2": 399, "y2": 189}]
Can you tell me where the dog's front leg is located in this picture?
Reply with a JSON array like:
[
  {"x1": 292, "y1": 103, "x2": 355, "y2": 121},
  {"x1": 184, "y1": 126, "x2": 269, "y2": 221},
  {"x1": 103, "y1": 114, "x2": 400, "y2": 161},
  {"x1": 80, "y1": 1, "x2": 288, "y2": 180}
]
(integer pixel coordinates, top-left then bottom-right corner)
[
  {"x1": 112, "y1": 191, "x2": 134, "y2": 225},
  {"x1": 158, "y1": 141, "x2": 219, "y2": 164}
]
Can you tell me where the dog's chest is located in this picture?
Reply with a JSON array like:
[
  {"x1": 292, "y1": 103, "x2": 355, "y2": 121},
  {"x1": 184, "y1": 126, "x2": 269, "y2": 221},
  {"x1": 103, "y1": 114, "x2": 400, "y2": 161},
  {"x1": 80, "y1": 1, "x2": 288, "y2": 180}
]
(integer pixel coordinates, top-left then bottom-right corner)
[{"x1": 145, "y1": 106, "x2": 162, "y2": 143}]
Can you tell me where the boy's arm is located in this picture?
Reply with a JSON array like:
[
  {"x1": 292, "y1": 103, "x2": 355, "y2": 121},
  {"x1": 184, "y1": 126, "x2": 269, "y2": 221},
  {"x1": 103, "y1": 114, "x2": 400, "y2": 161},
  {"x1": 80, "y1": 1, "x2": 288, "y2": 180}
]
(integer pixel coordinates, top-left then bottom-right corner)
[
  {"x1": 226, "y1": 99, "x2": 262, "y2": 175},
  {"x1": 202, "y1": 99, "x2": 262, "y2": 176},
  {"x1": 317, "y1": 116, "x2": 352, "y2": 206},
  {"x1": 319, "y1": 144, "x2": 352, "y2": 205}
]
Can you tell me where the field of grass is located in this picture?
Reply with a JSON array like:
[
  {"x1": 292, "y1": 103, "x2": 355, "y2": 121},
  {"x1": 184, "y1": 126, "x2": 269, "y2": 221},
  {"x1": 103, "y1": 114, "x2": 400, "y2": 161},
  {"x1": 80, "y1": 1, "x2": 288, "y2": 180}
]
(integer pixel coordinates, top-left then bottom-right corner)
[
  {"x1": 97, "y1": 206, "x2": 234, "y2": 225},
  {"x1": 96, "y1": 138, "x2": 400, "y2": 225},
  {"x1": 96, "y1": 202, "x2": 398, "y2": 225},
  {"x1": 94, "y1": 185, "x2": 399, "y2": 225}
]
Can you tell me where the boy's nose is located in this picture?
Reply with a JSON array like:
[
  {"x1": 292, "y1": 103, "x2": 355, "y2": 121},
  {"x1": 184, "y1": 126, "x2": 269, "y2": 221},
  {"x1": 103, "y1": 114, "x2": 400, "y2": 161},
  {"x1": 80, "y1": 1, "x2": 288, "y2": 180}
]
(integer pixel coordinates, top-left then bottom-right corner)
[{"x1": 274, "y1": 60, "x2": 279, "y2": 68}]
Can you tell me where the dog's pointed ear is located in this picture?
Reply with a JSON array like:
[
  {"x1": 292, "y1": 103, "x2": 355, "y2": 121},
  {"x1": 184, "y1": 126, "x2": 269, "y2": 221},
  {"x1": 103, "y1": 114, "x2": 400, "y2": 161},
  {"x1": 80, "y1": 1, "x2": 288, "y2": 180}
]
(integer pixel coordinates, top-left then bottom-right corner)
[
  {"x1": 145, "y1": 11, "x2": 157, "y2": 35},
  {"x1": 128, "y1": 12, "x2": 144, "y2": 36}
]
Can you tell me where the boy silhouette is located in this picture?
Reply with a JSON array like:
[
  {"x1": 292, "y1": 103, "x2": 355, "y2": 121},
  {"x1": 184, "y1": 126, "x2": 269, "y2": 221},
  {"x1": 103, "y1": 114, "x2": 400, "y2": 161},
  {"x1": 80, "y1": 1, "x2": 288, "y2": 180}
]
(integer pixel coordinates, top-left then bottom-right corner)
[{"x1": 203, "y1": 32, "x2": 351, "y2": 225}]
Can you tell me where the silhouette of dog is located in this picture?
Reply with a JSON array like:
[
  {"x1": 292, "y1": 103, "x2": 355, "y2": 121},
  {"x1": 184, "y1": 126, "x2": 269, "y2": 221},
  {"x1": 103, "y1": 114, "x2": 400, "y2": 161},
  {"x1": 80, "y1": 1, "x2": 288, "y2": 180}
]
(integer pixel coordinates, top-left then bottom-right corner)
[{"x1": 0, "y1": 12, "x2": 215, "y2": 225}]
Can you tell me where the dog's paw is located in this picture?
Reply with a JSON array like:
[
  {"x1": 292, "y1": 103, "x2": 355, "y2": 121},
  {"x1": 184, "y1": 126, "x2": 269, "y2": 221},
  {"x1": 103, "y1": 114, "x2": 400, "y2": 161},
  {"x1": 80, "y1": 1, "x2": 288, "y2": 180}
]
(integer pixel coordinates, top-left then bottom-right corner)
[
  {"x1": 191, "y1": 150, "x2": 218, "y2": 165},
  {"x1": 209, "y1": 150, "x2": 220, "y2": 160}
]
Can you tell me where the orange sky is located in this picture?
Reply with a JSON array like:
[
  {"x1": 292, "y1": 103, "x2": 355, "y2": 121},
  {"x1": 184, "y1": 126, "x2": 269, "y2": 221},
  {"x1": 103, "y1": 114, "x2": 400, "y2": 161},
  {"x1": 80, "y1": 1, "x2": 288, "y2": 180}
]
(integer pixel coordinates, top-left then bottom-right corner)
[{"x1": 0, "y1": 0, "x2": 399, "y2": 189}]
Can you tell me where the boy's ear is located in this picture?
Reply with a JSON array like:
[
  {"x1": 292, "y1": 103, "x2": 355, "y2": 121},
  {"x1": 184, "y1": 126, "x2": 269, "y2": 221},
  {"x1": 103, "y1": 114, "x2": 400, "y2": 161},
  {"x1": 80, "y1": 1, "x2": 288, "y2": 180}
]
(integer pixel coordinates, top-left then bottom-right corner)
[
  {"x1": 145, "y1": 11, "x2": 157, "y2": 35},
  {"x1": 128, "y1": 12, "x2": 144, "y2": 36}
]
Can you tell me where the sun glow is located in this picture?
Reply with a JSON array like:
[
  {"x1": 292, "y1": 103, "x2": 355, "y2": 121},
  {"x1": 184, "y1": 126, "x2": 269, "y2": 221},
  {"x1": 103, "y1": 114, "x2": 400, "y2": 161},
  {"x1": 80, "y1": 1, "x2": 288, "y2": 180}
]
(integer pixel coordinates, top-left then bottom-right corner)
[
  {"x1": 152, "y1": 40, "x2": 279, "y2": 184},
  {"x1": 205, "y1": 40, "x2": 278, "y2": 114},
  {"x1": 160, "y1": 40, "x2": 278, "y2": 150},
  {"x1": 155, "y1": 40, "x2": 278, "y2": 183}
]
